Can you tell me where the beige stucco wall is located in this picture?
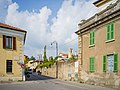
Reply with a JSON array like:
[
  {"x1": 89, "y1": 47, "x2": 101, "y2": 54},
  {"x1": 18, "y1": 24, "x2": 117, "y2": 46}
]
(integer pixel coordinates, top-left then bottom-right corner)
[
  {"x1": 0, "y1": 33, "x2": 23, "y2": 81},
  {"x1": 78, "y1": 17, "x2": 120, "y2": 87},
  {"x1": 81, "y1": 18, "x2": 120, "y2": 75}
]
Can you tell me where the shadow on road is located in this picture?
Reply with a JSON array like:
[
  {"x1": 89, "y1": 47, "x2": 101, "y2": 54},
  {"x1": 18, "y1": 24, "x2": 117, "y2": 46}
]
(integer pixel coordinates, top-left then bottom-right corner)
[{"x1": 25, "y1": 73, "x2": 55, "y2": 81}]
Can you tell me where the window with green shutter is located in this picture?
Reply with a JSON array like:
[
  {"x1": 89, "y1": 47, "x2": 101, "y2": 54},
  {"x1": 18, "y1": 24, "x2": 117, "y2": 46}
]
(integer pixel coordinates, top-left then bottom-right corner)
[
  {"x1": 89, "y1": 57, "x2": 95, "y2": 72},
  {"x1": 90, "y1": 31, "x2": 95, "y2": 46},
  {"x1": 103, "y1": 55, "x2": 106, "y2": 72},
  {"x1": 107, "y1": 22, "x2": 114, "y2": 41},
  {"x1": 114, "y1": 53, "x2": 118, "y2": 72}
]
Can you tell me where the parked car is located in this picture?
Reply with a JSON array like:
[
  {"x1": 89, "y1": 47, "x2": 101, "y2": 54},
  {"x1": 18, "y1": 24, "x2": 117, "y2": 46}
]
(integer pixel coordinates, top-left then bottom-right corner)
[
  {"x1": 27, "y1": 69, "x2": 32, "y2": 74},
  {"x1": 37, "y1": 70, "x2": 42, "y2": 75}
]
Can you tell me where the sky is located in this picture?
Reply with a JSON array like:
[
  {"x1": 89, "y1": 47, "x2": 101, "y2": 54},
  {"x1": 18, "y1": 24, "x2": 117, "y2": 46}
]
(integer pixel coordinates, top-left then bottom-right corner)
[{"x1": 0, "y1": 0, "x2": 98, "y2": 59}]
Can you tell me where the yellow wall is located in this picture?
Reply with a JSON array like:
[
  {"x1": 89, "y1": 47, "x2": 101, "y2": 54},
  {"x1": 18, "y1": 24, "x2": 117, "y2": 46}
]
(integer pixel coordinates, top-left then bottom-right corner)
[{"x1": 0, "y1": 33, "x2": 23, "y2": 78}]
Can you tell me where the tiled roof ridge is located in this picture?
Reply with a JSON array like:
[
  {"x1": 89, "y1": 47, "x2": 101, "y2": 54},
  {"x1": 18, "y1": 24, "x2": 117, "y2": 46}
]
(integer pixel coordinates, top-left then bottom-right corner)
[{"x1": 0, "y1": 22, "x2": 27, "y2": 33}]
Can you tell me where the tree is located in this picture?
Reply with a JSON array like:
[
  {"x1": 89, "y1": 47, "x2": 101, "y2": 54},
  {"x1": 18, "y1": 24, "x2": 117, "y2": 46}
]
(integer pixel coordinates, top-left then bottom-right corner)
[
  {"x1": 49, "y1": 56, "x2": 54, "y2": 60},
  {"x1": 69, "y1": 55, "x2": 76, "y2": 61},
  {"x1": 30, "y1": 56, "x2": 36, "y2": 60},
  {"x1": 25, "y1": 56, "x2": 30, "y2": 64},
  {"x1": 43, "y1": 45, "x2": 47, "y2": 61}
]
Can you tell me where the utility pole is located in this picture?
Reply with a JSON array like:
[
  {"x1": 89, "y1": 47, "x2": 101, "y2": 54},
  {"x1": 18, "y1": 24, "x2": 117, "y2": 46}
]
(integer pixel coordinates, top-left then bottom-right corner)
[{"x1": 51, "y1": 41, "x2": 58, "y2": 78}]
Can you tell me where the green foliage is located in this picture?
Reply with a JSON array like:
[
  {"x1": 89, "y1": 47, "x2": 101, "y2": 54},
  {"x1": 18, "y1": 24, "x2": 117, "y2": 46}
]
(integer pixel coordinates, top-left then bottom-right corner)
[
  {"x1": 43, "y1": 45, "x2": 47, "y2": 61},
  {"x1": 30, "y1": 56, "x2": 36, "y2": 60},
  {"x1": 37, "y1": 59, "x2": 55, "y2": 68},
  {"x1": 54, "y1": 56, "x2": 60, "y2": 60},
  {"x1": 69, "y1": 55, "x2": 76, "y2": 61},
  {"x1": 25, "y1": 57, "x2": 31, "y2": 64},
  {"x1": 49, "y1": 56, "x2": 54, "y2": 60},
  {"x1": 26, "y1": 74, "x2": 30, "y2": 78}
]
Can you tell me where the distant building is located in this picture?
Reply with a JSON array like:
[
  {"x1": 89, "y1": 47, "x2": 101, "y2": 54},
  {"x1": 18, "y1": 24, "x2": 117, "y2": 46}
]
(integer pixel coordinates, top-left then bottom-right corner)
[
  {"x1": 76, "y1": 0, "x2": 120, "y2": 87},
  {"x1": 26, "y1": 60, "x2": 42, "y2": 70},
  {"x1": 59, "y1": 52, "x2": 68, "y2": 58},
  {"x1": 68, "y1": 48, "x2": 73, "y2": 58},
  {"x1": 0, "y1": 22, "x2": 27, "y2": 81}
]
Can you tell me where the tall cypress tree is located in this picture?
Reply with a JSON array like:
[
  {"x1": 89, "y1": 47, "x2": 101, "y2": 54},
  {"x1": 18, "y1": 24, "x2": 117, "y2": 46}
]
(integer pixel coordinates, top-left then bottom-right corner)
[{"x1": 43, "y1": 45, "x2": 47, "y2": 61}]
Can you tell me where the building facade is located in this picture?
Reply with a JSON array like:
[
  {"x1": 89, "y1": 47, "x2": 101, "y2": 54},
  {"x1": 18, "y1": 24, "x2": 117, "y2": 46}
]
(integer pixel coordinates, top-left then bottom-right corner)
[
  {"x1": 0, "y1": 23, "x2": 27, "y2": 81},
  {"x1": 76, "y1": 0, "x2": 120, "y2": 87}
]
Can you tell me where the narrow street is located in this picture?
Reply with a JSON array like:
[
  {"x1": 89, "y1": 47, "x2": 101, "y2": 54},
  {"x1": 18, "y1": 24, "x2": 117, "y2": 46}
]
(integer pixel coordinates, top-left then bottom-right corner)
[{"x1": 0, "y1": 73, "x2": 117, "y2": 90}]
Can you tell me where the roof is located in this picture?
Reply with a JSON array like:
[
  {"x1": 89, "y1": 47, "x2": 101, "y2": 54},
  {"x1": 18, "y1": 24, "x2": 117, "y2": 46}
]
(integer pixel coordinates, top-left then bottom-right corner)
[
  {"x1": 75, "y1": 0, "x2": 119, "y2": 34},
  {"x1": 93, "y1": 0, "x2": 110, "y2": 7},
  {"x1": 0, "y1": 22, "x2": 27, "y2": 43},
  {"x1": 0, "y1": 22, "x2": 27, "y2": 33},
  {"x1": 59, "y1": 53, "x2": 68, "y2": 56}
]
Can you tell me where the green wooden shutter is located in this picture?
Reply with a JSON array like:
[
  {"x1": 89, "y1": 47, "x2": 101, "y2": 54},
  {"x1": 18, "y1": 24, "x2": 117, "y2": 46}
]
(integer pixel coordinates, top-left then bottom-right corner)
[
  {"x1": 114, "y1": 53, "x2": 118, "y2": 72},
  {"x1": 90, "y1": 31, "x2": 95, "y2": 45},
  {"x1": 90, "y1": 32, "x2": 92, "y2": 45},
  {"x1": 92, "y1": 57, "x2": 94, "y2": 72},
  {"x1": 93, "y1": 32, "x2": 95, "y2": 44},
  {"x1": 111, "y1": 23, "x2": 114, "y2": 39},
  {"x1": 103, "y1": 55, "x2": 106, "y2": 72},
  {"x1": 89, "y1": 58, "x2": 91, "y2": 71},
  {"x1": 107, "y1": 25, "x2": 110, "y2": 40},
  {"x1": 90, "y1": 57, "x2": 95, "y2": 72}
]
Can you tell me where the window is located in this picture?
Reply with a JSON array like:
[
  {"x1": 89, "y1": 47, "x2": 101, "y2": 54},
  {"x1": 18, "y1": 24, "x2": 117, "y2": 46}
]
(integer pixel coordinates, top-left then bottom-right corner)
[
  {"x1": 107, "y1": 22, "x2": 114, "y2": 41},
  {"x1": 6, "y1": 36, "x2": 12, "y2": 49},
  {"x1": 90, "y1": 31, "x2": 95, "y2": 46},
  {"x1": 103, "y1": 53, "x2": 118, "y2": 72},
  {"x1": 89, "y1": 57, "x2": 95, "y2": 72},
  {"x1": 107, "y1": 55, "x2": 114, "y2": 72},
  {"x1": 6, "y1": 60, "x2": 12, "y2": 73},
  {"x1": 3, "y1": 35, "x2": 16, "y2": 50}
]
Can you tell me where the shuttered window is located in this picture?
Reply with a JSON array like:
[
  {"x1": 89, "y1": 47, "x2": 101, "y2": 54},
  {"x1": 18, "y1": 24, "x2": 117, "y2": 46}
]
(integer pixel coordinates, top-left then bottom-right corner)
[
  {"x1": 89, "y1": 57, "x2": 95, "y2": 72},
  {"x1": 114, "y1": 53, "x2": 118, "y2": 72},
  {"x1": 13, "y1": 37, "x2": 16, "y2": 50},
  {"x1": 6, "y1": 36, "x2": 12, "y2": 49},
  {"x1": 3, "y1": 35, "x2": 16, "y2": 50},
  {"x1": 103, "y1": 55, "x2": 106, "y2": 72},
  {"x1": 107, "y1": 23, "x2": 114, "y2": 41},
  {"x1": 90, "y1": 31, "x2": 95, "y2": 45},
  {"x1": 3, "y1": 35, "x2": 6, "y2": 49}
]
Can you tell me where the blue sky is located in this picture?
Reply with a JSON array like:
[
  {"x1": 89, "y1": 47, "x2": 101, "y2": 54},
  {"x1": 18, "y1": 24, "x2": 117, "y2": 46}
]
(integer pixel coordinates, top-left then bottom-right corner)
[
  {"x1": 12, "y1": 0, "x2": 63, "y2": 24},
  {"x1": 0, "y1": 0, "x2": 98, "y2": 59}
]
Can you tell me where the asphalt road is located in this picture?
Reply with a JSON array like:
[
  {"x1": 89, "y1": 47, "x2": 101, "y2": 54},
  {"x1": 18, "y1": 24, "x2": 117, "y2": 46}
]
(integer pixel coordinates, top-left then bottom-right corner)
[{"x1": 0, "y1": 73, "x2": 118, "y2": 90}]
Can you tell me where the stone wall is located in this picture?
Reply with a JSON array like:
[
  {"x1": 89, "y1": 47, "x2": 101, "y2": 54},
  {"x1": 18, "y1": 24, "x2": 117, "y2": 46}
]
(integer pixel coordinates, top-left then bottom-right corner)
[
  {"x1": 79, "y1": 67, "x2": 120, "y2": 88},
  {"x1": 40, "y1": 61, "x2": 78, "y2": 81}
]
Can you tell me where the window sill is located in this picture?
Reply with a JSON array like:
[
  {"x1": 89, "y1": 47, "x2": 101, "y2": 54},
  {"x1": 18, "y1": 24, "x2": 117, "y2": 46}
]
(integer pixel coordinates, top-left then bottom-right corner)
[
  {"x1": 106, "y1": 39, "x2": 115, "y2": 43},
  {"x1": 6, "y1": 72, "x2": 13, "y2": 75},
  {"x1": 4, "y1": 48, "x2": 13, "y2": 51},
  {"x1": 90, "y1": 71, "x2": 95, "y2": 73},
  {"x1": 4, "y1": 48, "x2": 17, "y2": 51},
  {"x1": 89, "y1": 44, "x2": 95, "y2": 48}
]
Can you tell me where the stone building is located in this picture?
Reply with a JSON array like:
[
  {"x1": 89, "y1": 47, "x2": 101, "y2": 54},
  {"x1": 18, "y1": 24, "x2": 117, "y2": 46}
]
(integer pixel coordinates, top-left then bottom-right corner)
[
  {"x1": 0, "y1": 23, "x2": 27, "y2": 81},
  {"x1": 75, "y1": 0, "x2": 120, "y2": 87}
]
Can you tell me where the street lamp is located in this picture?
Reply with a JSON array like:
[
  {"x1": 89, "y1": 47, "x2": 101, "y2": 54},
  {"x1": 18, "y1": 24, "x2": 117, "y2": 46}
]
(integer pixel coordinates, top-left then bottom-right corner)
[{"x1": 51, "y1": 41, "x2": 58, "y2": 78}]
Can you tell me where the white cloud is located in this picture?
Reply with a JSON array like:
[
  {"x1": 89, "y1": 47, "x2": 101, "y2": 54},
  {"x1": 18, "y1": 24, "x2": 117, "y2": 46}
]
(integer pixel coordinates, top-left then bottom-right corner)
[
  {"x1": 5, "y1": 0, "x2": 98, "y2": 58},
  {"x1": 5, "y1": 2, "x2": 52, "y2": 57},
  {"x1": 50, "y1": 0, "x2": 98, "y2": 54},
  {"x1": 0, "y1": 0, "x2": 12, "y2": 22}
]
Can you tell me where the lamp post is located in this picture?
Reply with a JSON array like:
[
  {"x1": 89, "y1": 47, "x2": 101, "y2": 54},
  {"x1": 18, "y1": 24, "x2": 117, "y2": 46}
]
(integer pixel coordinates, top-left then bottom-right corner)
[{"x1": 51, "y1": 41, "x2": 58, "y2": 78}]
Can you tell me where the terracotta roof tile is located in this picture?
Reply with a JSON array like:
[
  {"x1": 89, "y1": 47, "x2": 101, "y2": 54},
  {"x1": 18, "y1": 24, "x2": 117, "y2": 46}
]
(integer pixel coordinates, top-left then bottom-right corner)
[{"x1": 0, "y1": 22, "x2": 27, "y2": 33}]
